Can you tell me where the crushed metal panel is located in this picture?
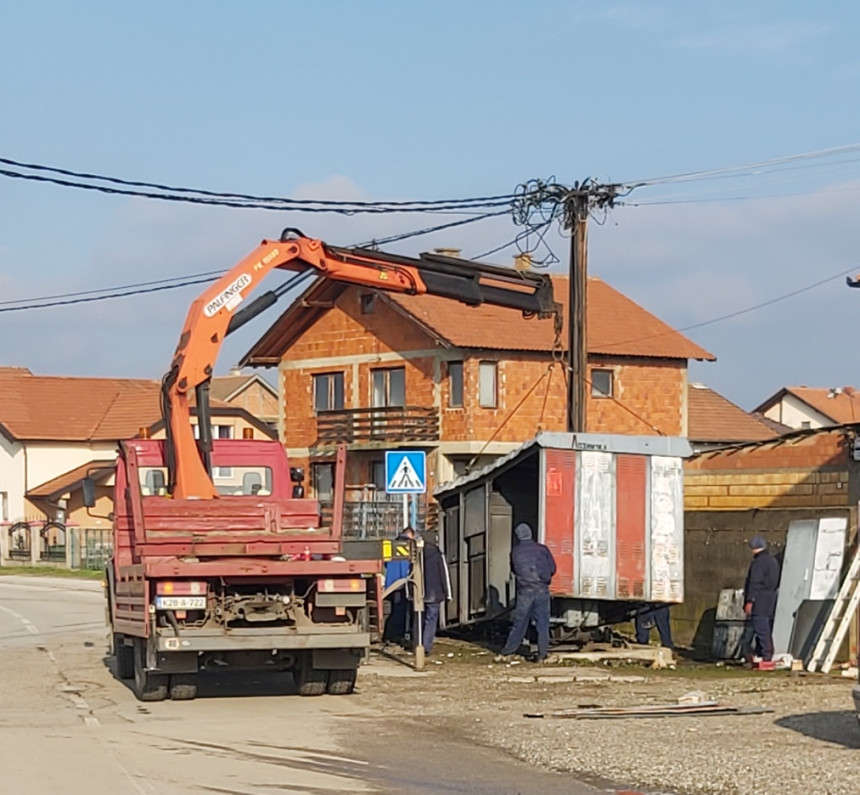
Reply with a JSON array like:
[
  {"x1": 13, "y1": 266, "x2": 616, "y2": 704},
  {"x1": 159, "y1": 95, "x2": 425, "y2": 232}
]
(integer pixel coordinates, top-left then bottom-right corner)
[
  {"x1": 615, "y1": 454, "x2": 648, "y2": 600},
  {"x1": 577, "y1": 451, "x2": 614, "y2": 599},
  {"x1": 543, "y1": 448, "x2": 576, "y2": 594},
  {"x1": 650, "y1": 456, "x2": 684, "y2": 602}
]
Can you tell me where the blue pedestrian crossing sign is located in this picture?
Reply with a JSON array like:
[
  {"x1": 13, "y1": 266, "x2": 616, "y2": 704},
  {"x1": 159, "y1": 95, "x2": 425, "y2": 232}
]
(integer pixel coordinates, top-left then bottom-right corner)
[{"x1": 385, "y1": 450, "x2": 426, "y2": 494}]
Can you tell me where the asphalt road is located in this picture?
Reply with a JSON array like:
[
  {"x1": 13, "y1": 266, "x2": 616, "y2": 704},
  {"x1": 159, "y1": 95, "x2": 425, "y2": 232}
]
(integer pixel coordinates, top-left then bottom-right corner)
[{"x1": 0, "y1": 575, "x2": 609, "y2": 795}]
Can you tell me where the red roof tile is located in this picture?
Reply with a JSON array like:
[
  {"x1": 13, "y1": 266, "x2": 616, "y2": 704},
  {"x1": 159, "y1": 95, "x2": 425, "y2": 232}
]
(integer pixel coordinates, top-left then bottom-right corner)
[
  {"x1": 687, "y1": 384, "x2": 779, "y2": 443},
  {"x1": 785, "y1": 386, "x2": 860, "y2": 424},
  {"x1": 386, "y1": 276, "x2": 714, "y2": 359},
  {"x1": 0, "y1": 371, "x2": 238, "y2": 442},
  {"x1": 243, "y1": 275, "x2": 715, "y2": 364}
]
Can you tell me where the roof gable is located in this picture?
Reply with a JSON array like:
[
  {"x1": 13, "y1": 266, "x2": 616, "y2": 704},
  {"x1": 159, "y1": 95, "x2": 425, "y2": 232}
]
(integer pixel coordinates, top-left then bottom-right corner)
[
  {"x1": 754, "y1": 385, "x2": 860, "y2": 425},
  {"x1": 210, "y1": 373, "x2": 277, "y2": 402}
]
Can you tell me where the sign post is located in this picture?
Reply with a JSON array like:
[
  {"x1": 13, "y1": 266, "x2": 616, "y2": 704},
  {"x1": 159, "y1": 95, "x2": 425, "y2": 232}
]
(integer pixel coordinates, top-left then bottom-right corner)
[{"x1": 385, "y1": 451, "x2": 428, "y2": 670}]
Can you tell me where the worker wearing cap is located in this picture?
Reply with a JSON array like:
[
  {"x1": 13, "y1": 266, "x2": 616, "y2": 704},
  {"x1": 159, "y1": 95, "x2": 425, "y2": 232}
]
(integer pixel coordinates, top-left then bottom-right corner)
[
  {"x1": 495, "y1": 523, "x2": 557, "y2": 663},
  {"x1": 743, "y1": 535, "x2": 781, "y2": 663}
]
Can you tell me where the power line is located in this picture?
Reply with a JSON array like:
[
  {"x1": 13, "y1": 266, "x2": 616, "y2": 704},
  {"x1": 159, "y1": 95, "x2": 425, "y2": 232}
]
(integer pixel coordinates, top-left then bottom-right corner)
[
  {"x1": 625, "y1": 143, "x2": 860, "y2": 189},
  {"x1": 1, "y1": 212, "x2": 503, "y2": 313},
  {"x1": 0, "y1": 269, "x2": 226, "y2": 307},
  {"x1": 0, "y1": 276, "x2": 219, "y2": 313},
  {"x1": 0, "y1": 157, "x2": 520, "y2": 214},
  {"x1": 598, "y1": 264, "x2": 860, "y2": 351}
]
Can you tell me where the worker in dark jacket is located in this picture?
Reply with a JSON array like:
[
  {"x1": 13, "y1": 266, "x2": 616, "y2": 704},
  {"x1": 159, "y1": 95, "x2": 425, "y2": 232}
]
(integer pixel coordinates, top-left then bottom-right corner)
[
  {"x1": 414, "y1": 530, "x2": 451, "y2": 655},
  {"x1": 496, "y1": 523, "x2": 557, "y2": 662},
  {"x1": 382, "y1": 526, "x2": 415, "y2": 646},
  {"x1": 743, "y1": 535, "x2": 781, "y2": 663}
]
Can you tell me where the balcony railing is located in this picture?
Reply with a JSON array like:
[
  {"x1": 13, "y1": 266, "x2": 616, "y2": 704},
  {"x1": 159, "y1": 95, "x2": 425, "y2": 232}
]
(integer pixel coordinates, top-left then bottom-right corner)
[{"x1": 314, "y1": 406, "x2": 439, "y2": 447}]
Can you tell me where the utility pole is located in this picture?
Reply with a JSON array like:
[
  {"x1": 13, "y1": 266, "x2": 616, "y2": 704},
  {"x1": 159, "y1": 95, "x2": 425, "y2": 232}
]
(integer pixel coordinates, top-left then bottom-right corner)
[
  {"x1": 512, "y1": 178, "x2": 622, "y2": 434},
  {"x1": 566, "y1": 190, "x2": 590, "y2": 433}
]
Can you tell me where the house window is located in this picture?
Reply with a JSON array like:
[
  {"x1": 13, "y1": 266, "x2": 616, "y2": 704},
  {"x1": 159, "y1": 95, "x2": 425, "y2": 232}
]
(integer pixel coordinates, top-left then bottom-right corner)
[
  {"x1": 313, "y1": 372, "x2": 345, "y2": 412},
  {"x1": 448, "y1": 361, "x2": 464, "y2": 407},
  {"x1": 800, "y1": 420, "x2": 811, "y2": 429},
  {"x1": 313, "y1": 463, "x2": 335, "y2": 501},
  {"x1": 478, "y1": 361, "x2": 497, "y2": 408},
  {"x1": 360, "y1": 294, "x2": 376, "y2": 314},
  {"x1": 214, "y1": 425, "x2": 233, "y2": 478},
  {"x1": 591, "y1": 369, "x2": 613, "y2": 398},
  {"x1": 372, "y1": 461, "x2": 386, "y2": 492},
  {"x1": 371, "y1": 367, "x2": 406, "y2": 408}
]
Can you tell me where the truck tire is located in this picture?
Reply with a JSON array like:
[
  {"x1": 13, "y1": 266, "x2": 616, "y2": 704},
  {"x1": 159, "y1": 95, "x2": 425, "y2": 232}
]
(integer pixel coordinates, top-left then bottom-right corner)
[
  {"x1": 133, "y1": 639, "x2": 168, "y2": 702},
  {"x1": 115, "y1": 635, "x2": 134, "y2": 680},
  {"x1": 169, "y1": 673, "x2": 198, "y2": 701},
  {"x1": 326, "y1": 667, "x2": 357, "y2": 695},
  {"x1": 296, "y1": 659, "x2": 328, "y2": 696}
]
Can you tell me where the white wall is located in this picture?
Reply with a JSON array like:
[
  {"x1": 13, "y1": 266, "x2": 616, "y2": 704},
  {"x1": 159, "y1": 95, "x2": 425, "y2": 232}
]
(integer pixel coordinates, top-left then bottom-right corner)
[
  {"x1": 25, "y1": 442, "x2": 118, "y2": 492},
  {"x1": 0, "y1": 434, "x2": 25, "y2": 522},
  {"x1": 763, "y1": 394, "x2": 833, "y2": 430}
]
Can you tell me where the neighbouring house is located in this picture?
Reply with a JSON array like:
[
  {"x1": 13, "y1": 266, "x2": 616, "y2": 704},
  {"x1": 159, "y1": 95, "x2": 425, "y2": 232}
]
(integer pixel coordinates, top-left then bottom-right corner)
[
  {"x1": 211, "y1": 370, "x2": 279, "y2": 428},
  {"x1": 682, "y1": 425, "x2": 860, "y2": 658},
  {"x1": 687, "y1": 382, "x2": 787, "y2": 452},
  {"x1": 754, "y1": 385, "x2": 860, "y2": 430},
  {"x1": 0, "y1": 368, "x2": 275, "y2": 562},
  {"x1": 240, "y1": 267, "x2": 715, "y2": 529}
]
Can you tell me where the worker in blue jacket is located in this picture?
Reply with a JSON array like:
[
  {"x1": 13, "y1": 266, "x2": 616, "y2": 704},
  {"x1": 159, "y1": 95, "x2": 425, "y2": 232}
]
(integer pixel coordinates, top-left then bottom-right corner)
[
  {"x1": 743, "y1": 535, "x2": 781, "y2": 663},
  {"x1": 496, "y1": 523, "x2": 557, "y2": 663},
  {"x1": 382, "y1": 526, "x2": 415, "y2": 647}
]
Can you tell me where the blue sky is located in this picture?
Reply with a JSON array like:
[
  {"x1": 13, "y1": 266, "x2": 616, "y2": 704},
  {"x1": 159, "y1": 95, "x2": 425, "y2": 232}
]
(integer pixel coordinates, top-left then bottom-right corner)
[{"x1": 3, "y1": 2, "x2": 860, "y2": 411}]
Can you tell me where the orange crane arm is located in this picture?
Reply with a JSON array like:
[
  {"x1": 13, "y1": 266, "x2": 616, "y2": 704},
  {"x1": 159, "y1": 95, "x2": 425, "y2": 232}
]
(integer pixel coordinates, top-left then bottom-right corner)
[{"x1": 163, "y1": 229, "x2": 559, "y2": 500}]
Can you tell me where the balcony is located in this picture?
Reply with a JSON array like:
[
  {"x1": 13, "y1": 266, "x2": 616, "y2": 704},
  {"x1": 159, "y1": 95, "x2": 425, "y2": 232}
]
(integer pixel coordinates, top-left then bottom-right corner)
[{"x1": 314, "y1": 406, "x2": 439, "y2": 448}]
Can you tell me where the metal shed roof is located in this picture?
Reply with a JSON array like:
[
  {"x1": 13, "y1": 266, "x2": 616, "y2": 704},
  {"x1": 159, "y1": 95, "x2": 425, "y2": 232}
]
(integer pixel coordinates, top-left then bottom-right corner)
[{"x1": 434, "y1": 431, "x2": 693, "y2": 497}]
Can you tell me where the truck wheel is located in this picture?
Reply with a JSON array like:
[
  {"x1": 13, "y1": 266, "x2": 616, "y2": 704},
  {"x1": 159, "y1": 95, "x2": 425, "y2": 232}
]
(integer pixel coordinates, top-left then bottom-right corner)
[
  {"x1": 133, "y1": 639, "x2": 167, "y2": 702},
  {"x1": 115, "y1": 635, "x2": 134, "y2": 680},
  {"x1": 169, "y1": 673, "x2": 198, "y2": 701},
  {"x1": 326, "y1": 667, "x2": 357, "y2": 695},
  {"x1": 296, "y1": 659, "x2": 328, "y2": 696}
]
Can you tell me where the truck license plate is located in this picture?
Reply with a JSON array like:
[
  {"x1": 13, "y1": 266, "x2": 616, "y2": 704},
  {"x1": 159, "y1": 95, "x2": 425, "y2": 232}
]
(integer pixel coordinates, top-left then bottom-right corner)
[{"x1": 155, "y1": 596, "x2": 206, "y2": 610}]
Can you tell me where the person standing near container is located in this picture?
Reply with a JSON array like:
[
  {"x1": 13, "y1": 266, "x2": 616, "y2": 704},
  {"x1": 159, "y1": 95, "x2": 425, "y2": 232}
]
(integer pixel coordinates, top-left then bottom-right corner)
[
  {"x1": 382, "y1": 526, "x2": 415, "y2": 647},
  {"x1": 743, "y1": 535, "x2": 780, "y2": 664},
  {"x1": 413, "y1": 530, "x2": 451, "y2": 655},
  {"x1": 495, "y1": 523, "x2": 557, "y2": 663}
]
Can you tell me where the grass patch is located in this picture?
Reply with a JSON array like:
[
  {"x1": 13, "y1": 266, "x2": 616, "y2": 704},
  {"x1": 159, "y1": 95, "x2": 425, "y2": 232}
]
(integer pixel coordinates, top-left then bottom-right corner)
[{"x1": 0, "y1": 565, "x2": 104, "y2": 580}]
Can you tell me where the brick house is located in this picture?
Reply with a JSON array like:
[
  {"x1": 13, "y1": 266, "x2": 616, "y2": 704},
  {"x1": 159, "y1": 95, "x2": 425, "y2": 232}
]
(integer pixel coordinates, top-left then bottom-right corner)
[{"x1": 241, "y1": 272, "x2": 714, "y2": 520}]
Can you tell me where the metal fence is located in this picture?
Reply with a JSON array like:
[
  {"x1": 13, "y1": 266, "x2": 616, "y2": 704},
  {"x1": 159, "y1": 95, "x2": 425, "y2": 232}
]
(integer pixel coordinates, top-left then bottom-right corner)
[
  {"x1": 75, "y1": 528, "x2": 113, "y2": 571},
  {"x1": 321, "y1": 495, "x2": 435, "y2": 540}
]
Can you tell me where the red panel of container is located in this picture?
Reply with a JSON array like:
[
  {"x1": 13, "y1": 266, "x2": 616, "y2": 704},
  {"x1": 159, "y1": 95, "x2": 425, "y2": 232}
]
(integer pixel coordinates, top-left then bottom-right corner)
[
  {"x1": 615, "y1": 454, "x2": 647, "y2": 600},
  {"x1": 543, "y1": 449, "x2": 576, "y2": 595}
]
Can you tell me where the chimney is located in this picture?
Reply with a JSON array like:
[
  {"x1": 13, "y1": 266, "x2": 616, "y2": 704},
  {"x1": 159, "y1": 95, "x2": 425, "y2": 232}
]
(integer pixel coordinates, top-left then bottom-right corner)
[
  {"x1": 230, "y1": 365, "x2": 243, "y2": 376},
  {"x1": 433, "y1": 247, "x2": 461, "y2": 258},
  {"x1": 514, "y1": 252, "x2": 532, "y2": 272}
]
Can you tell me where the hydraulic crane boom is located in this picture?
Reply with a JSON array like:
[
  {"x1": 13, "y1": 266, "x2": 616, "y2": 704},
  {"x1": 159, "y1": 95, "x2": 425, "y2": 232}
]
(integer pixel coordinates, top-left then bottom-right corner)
[{"x1": 163, "y1": 229, "x2": 561, "y2": 499}]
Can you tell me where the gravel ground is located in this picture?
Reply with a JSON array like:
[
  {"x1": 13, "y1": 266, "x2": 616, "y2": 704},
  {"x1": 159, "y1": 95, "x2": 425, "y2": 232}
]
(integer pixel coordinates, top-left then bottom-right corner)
[{"x1": 361, "y1": 638, "x2": 860, "y2": 795}]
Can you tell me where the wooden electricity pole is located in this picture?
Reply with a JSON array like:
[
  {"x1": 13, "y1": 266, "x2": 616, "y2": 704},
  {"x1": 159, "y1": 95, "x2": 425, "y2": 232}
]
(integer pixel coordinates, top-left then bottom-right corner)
[{"x1": 566, "y1": 191, "x2": 590, "y2": 434}]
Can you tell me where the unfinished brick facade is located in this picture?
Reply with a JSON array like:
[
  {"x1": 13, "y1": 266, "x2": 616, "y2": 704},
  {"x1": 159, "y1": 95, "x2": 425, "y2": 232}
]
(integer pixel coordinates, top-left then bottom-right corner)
[{"x1": 263, "y1": 282, "x2": 702, "y2": 498}]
